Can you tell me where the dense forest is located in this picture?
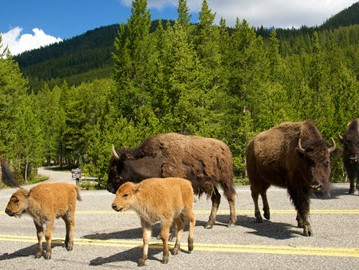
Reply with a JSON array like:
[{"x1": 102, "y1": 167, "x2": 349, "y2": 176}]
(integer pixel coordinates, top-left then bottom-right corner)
[{"x1": 1, "y1": 0, "x2": 358, "y2": 187}]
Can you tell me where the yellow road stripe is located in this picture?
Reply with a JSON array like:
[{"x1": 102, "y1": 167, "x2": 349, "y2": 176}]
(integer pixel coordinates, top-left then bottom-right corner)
[
  {"x1": 1, "y1": 209, "x2": 358, "y2": 215},
  {"x1": 0, "y1": 234, "x2": 358, "y2": 258}
]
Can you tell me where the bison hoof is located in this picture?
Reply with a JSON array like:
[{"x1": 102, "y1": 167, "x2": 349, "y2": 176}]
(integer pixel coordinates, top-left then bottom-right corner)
[
  {"x1": 35, "y1": 252, "x2": 42, "y2": 259},
  {"x1": 348, "y1": 189, "x2": 355, "y2": 194},
  {"x1": 255, "y1": 213, "x2": 263, "y2": 223},
  {"x1": 303, "y1": 225, "x2": 313, "y2": 236},
  {"x1": 44, "y1": 252, "x2": 52, "y2": 260},
  {"x1": 205, "y1": 221, "x2": 214, "y2": 229},
  {"x1": 138, "y1": 259, "x2": 146, "y2": 267},
  {"x1": 162, "y1": 256, "x2": 169, "y2": 264}
]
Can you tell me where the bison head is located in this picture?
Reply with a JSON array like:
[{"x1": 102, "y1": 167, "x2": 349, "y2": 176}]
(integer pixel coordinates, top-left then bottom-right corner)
[
  {"x1": 339, "y1": 133, "x2": 359, "y2": 165},
  {"x1": 297, "y1": 138, "x2": 336, "y2": 195},
  {"x1": 111, "y1": 181, "x2": 138, "y2": 212},
  {"x1": 5, "y1": 189, "x2": 30, "y2": 217},
  {"x1": 107, "y1": 145, "x2": 128, "y2": 194}
]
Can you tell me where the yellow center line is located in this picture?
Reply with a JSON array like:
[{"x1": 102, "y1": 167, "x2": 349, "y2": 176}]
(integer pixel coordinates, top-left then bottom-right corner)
[
  {"x1": 1, "y1": 209, "x2": 359, "y2": 215},
  {"x1": 0, "y1": 234, "x2": 358, "y2": 258}
]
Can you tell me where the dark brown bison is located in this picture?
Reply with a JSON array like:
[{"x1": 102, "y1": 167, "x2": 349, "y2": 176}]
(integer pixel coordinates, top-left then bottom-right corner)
[
  {"x1": 339, "y1": 118, "x2": 359, "y2": 194},
  {"x1": 246, "y1": 120, "x2": 337, "y2": 236},
  {"x1": 0, "y1": 158, "x2": 19, "y2": 188},
  {"x1": 107, "y1": 133, "x2": 237, "y2": 229}
]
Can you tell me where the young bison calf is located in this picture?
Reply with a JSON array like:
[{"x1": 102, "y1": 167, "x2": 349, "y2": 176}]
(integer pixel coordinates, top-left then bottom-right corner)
[
  {"x1": 5, "y1": 183, "x2": 81, "y2": 259},
  {"x1": 112, "y1": 177, "x2": 196, "y2": 267}
]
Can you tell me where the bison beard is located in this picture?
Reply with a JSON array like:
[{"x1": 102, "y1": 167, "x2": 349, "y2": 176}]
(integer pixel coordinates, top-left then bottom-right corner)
[
  {"x1": 107, "y1": 133, "x2": 237, "y2": 229},
  {"x1": 339, "y1": 118, "x2": 359, "y2": 194},
  {"x1": 246, "y1": 120, "x2": 336, "y2": 236}
]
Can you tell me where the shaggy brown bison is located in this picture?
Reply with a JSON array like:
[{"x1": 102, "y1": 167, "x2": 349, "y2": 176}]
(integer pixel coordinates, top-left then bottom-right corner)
[
  {"x1": 339, "y1": 118, "x2": 359, "y2": 194},
  {"x1": 108, "y1": 133, "x2": 236, "y2": 229},
  {"x1": 5, "y1": 183, "x2": 81, "y2": 259},
  {"x1": 246, "y1": 120, "x2": 337, "y2": 236},
  {"x1": 0, "y1": 158, "x2": 19, "y2": 188},
  {"x1": 112, "y1": 177, "x2": 195, "y2": 266}
]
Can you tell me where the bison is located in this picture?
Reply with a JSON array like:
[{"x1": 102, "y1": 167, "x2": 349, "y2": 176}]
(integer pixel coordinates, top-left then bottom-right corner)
[
  {"x1": 0, "y1": 158, "x2": 19, "y2": 188},
  {"x1": 339, "y1": 118, "x2": 359, "y2": 194},
  {"x1": 107, "y1": 133, "x2": 236, "y2": 229},
  {"x1": 5, "y1": 183, "x2": 81, "y2": 259},
  {"x1": 112, "y1": 177, "x2": 195, "y2": 266},
  {"x1": 246, "y1": 120, "x2": 337, "y2": 236}
]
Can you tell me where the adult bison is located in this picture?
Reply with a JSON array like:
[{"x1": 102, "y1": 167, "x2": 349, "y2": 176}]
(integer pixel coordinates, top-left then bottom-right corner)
[
  {"x1": 107, "y1": 133, "x2": 237, "y2": 229},
  {"x1": 339, "y1": 118, "x2": 359, "y2": 194},
  {"x1": 246, "y1": 120, "x2": 337, "y2": 236}
]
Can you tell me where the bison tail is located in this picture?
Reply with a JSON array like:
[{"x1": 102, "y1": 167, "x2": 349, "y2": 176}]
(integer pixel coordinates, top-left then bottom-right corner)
[
  {"x1": 75, "y1": 186, "x2": 82, "y2": 201},
  {"x1": 1, "y1": 159, "x2": 19, "y2": 188}
]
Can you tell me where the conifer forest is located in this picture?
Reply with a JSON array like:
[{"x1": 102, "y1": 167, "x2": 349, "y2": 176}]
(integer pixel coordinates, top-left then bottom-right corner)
[{"x1": 0, "y1": 0, "x2": 358, "y2": 187}]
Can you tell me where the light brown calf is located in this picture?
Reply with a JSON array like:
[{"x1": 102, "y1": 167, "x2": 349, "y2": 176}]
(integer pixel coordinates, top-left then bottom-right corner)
[
  {"x1": 112, "y1": 177, "x2": 196, "y2": 267},
  {"x1": 5, "y1": 183, "x2": 81, "y2": 259}
]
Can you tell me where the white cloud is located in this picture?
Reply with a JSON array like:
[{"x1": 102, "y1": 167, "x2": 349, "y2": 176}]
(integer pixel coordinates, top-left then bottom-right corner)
[
  {"x1": 1, "y1": 27, "x2": 62, "y2": 55},
  {"x1": 121, "y1": 0, "x2": 357, "y2": 28}
]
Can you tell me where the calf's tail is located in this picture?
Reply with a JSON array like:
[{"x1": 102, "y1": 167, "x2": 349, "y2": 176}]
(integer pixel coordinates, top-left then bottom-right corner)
[{"x1": 75, "y1": 186, "x2": 82, "y2": 201}]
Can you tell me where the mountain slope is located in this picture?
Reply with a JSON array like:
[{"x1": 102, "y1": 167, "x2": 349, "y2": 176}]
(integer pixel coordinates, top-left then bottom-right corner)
[{"x1": 321, "y1": 2, "x2": 359, "y2": 29}]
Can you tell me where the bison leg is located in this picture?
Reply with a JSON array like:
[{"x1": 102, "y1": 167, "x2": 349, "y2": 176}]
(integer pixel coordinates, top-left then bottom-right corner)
[
  {"x1": 160, "y1": 220, "x2": 171, "y2": 264},
  {"x1": 289, "y1": 190, "x2": 312, "y2": 236},
  {"x1": 139, "y1": 219, "x2": 151, "y2": 267},
  {"x1": 261, "y1": 192, "x2": 270, "y2": 220},
  {"x1": 62, "y1": 213, "x2": 75, "y2": 251},
  {"x1": 173, "y1": 216, "x2": 185, "y2": 255},
  {"x1": 206, "y1": 187, "x2": 221, "y2": 229},
  {"x1": 34, "y1": 222, "x2": 43, "y2": 259},
  {"x1": 44, "y1": 221, "x2": 54, "y2": 259},
  {"x1": 251, "y1": 189, "x2": 263, "y2": 223},
  {"x1": 222, "y1": 184, "x2": 237, "y2": 227},
  {"x1": 188, "y1": 210, "x2": 195, "y2": 253}
]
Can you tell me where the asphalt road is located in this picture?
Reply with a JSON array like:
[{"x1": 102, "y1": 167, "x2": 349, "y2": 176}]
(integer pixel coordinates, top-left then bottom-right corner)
[{"x1": 0, "y1": 167, "x2": 358, "y2": 269}]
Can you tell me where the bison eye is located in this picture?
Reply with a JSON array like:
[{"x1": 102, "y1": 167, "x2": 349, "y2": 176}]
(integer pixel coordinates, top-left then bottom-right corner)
[
  {"x1": 122, "y1": 194, "x2": 128, "y2": 198},
  {"x1": 116, "y1": 177, "x2": 123, "y2": 183}
]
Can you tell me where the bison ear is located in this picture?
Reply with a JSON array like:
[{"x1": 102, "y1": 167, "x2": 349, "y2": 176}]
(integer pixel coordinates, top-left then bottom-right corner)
[{"x1": 133, "y1": 184, "x2": 141, "y2": 194}]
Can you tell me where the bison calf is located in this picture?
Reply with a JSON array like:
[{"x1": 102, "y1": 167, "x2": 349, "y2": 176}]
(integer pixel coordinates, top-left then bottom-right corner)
[
  {"x1": 112, "y1": 177, "x2": 196, "y2": 266},
  {"x1": 5, "y1": 183, "x2": 81, "y2": 259}
]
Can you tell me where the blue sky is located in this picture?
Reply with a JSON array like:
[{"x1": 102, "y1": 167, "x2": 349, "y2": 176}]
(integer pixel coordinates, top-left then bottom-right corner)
[{"x1": 1, "y1": 0, "x2": 358, "y2": 55}]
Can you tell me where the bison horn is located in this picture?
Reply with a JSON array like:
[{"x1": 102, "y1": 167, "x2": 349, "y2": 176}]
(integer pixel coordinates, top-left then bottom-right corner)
[
  {"x1": 297, "y1": 138, "x2": 306, "y2": 154},
  {"x1": 112, "y1": 144, "x2": 120, "y2": 160},
  {"x1": 328, "y1": 137, "x2": 336, "y2": 153},
  {"x1": 338, "y1": 133, "x2": 343, "y2": 141}
]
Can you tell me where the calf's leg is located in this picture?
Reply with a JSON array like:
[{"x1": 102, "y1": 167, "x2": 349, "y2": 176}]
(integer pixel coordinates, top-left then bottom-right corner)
[
  {"x1": 188, "y1": 210, "x2": 195, "y2": 253},
  {"x1": 173, "y1": 216, "x2": 184, "y2": 255},
  {"x1": 62, "y1": 212, "x2": 75, "y2": 251},
  {"x1": 160, "y1": 220, "x2": 171, "y2": 264},
  {"x1": 139, "y1": 219, "x2": 152, "y2": 267},
  {"x1": 44, "y1": 221, "x2": 54, "y2": 259},
  {"x1": 34, "y1": 222, "x2": 43, "y2": 259}
]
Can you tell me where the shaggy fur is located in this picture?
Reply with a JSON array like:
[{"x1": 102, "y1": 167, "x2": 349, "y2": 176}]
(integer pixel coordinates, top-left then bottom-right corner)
[
  {"x1": 5, "y1": 183, "x2": 81, "y2": 259},
  {"x1": 108, "y1": 132, "x2": 236, "y2": 229},
  {"x1": 340, "y1": 118, "x2": 359, "y2": 194},
  {"x1": 246, "y1": 120, "x2": 337, "y2": 236},
  {"x1": 112, "y1": 177, "x2": 195, "y2": 266}
]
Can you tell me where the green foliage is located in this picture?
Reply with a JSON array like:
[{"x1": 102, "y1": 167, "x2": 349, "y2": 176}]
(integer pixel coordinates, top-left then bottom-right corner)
[{"x1": 2, "y1": 1, "x2": 359, "y2": 186}]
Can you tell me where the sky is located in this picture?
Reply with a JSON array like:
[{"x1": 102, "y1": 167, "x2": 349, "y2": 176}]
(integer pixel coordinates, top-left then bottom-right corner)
[{"x1": 1, "y1": 0, "x2": 358, "y2": 55}]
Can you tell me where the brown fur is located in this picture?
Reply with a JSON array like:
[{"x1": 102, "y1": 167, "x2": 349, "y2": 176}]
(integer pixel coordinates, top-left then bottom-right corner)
[
  {"x1": 5, "y1": 183, "x2": 81, "y2": 259},
  {"x1": 340, "y1": 118, "x2": 359, "y2": 193},
  {"x1": 246, "y1": 120, "x2": 336, "y2": 236},
  {"x1": 0, "y1": 158, "x2": 19, "y2": 188},
  {"x1": 108, "y1": 133, "x2": 236, "y2": 229},
  {"x1": 112, "y1": 177, "x2": 195, "y2": 266}
]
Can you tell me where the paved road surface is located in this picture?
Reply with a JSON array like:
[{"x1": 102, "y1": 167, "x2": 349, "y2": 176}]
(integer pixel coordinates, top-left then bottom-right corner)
[{"x1": 0, "y1": 167, "x2": 358, "y2": 269}]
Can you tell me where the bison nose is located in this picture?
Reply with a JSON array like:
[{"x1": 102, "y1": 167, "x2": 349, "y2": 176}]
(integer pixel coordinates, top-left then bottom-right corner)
[
  {"x1": 112, "y1": 204, "x2": 118, "y2": 211},
  {"x1": 5, "y1": 208, "x2": 13, "y2": 216},
  {"x1": 107, "y1": 184, "x2": 116, "y2": 194}
]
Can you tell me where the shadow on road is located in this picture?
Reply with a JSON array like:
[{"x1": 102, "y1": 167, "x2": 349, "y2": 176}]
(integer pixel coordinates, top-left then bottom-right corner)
[
  {"x1": 237, "y1": 215, "x2": 302, "y2": 240},
  {"x1": 90, "y1": 244, "x2": 162, "y2": 266}
]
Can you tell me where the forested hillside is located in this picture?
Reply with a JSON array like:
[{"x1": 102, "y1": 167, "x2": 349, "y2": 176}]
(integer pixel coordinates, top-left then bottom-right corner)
[{"x1": 1, "y1": 0, "x2": 358, "y2": 187}]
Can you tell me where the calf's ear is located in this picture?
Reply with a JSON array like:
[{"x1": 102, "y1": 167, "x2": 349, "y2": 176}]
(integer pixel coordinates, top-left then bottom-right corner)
[{"x1": 133, "y1": 184, "x2": 141, "y2": 194}]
